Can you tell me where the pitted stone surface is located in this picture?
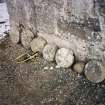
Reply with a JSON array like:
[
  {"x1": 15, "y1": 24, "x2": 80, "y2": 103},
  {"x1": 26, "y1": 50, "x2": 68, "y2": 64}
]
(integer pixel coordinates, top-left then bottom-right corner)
[
  {"x1": 31, "y1": 37, "x2": 47, "y2": 53},
  {"x1": 55, "y1": 48, "x2": 74, "y2": 68},
  {"x1": 21, "y1": 29, "x2": 34, "y2": 49},
  {"x1": 43, "y1": 44, "x2": 58, "y2": 61}
]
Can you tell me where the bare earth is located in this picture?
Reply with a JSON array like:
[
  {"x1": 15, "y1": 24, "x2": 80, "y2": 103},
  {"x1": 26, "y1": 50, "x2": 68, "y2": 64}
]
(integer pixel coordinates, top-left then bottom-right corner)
[{"x1": 0, "y1": 37, "x2": 105, "y2": 105}]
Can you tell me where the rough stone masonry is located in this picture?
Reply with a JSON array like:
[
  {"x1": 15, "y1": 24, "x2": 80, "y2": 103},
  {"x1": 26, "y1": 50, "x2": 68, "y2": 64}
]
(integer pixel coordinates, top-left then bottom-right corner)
[{"x1": 6, "y1": 0, "x2": 105, "y2": 62}]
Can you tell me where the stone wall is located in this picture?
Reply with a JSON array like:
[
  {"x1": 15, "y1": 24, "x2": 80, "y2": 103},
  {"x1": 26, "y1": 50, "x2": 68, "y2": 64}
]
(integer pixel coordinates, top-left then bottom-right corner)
[
  {"x1": 6, "y1": 0, "x2": 105, "y2": 61},
  {"x1": 6, "y1": 0, "x2": 37, "y2": 32}
]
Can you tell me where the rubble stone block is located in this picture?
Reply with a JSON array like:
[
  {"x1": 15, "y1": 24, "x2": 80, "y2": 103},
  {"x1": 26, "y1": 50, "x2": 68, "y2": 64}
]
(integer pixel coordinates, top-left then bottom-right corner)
[
  {"x1": 43, "y1": 44, "x2": 58, "y2": 61},
  {"x1": 21, "y1": 29, "x2": 34, "y2": 49},
  {"x1": 30, "y1": 37, "x2": 47, "y2": 53},
  {"x1": 84, "y1": 60, "x2": 105, "y2": 83},
  {"x1": 55, "y1": 48, "x2": 74, "y2": 68}
]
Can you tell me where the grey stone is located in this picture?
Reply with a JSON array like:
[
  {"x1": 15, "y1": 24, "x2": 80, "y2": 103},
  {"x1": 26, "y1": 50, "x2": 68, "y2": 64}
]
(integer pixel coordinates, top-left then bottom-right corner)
[
  {"x1": 21, "y1": 29, "x2": 34, "y2": 49},
  {"x1": 73, "y1": 62, "x2": 85, "y2": 73},
  {"x1": 30, "y1": 37, "x2": 47, "y2": 53},
  {"x1": 43, "y1": 44, "x2": 58, "y2": 61},
  {"x1": 84, "y1": 60, "x2": 105, "y2": 83},
  {"x1": 55, "y1": 48, "x2": 74, "y2": 68}
]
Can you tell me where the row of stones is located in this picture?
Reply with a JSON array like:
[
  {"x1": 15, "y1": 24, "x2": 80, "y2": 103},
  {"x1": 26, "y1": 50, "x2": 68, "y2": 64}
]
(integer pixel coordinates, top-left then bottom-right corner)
[{"x1": 10, "y1": 29, "x2": 105, "y2": 83}]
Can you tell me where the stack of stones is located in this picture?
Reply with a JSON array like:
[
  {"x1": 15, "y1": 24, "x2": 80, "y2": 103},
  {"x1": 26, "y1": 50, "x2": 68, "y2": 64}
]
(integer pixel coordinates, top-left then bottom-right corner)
[{"x1": 10, "y1": 29, "x2": 105, "y2": 83}]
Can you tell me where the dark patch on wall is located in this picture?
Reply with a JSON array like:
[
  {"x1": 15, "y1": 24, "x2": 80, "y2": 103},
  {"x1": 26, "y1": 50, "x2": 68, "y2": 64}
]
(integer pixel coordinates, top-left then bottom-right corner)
[
  {"x1": 0, "y1": 0, "x2": 4, "y2": 3},
  {"x1": 87, "y1": 17, "x2": 101, "y2": 32},
  {"x1": 97, "y1": 0, "x2": 105, "y2": 16}
]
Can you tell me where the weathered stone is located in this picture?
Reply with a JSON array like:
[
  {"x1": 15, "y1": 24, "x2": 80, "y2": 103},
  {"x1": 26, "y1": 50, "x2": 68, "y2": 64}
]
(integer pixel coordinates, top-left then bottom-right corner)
[
  {"x1": 6, "y1": 0, "x2": 105, "y2": 62},
  {"x1": 43, "y1": 44, "x2": 58, "y2": 61},
  {"x1": 9, "y1": 26, "x2": 20, "y2": 44},
  {"x1": 55, "y1": 48, "x2": 74, "y2": 68},
  {"x1": 84, "y1": 60, "x2": 105, "y2": 83},
  {"x1": 30, "y1": 37, "x2": 47, "y2": 53},
  {"x1": 73, "y1": 62, "x2": 85, "y2": 73},
  {"x1": 21, "y1": 29, "x2": 34, "y2": 49},
  {"x1": 38, "y1": 32, "x2": 89, "y2": 61},
  {"x1": 6, "y1": 0, "x2": 37, "y2": 32}
]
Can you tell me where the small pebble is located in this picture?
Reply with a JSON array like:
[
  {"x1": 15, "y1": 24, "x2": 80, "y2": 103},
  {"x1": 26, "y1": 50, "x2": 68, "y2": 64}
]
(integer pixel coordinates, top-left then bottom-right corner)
[
  {"x1": 77, "y1": 74, "x2": 81, "y2": 78},
  {"x1": 55, "y1": 65, "x2": 61, "y2": 69},
  {"x1": 44, "y1": 66, "x2": 49, "y2": 70},
  {"x1": 73, "y1": 62, "x2": 85, "y2": 73},
  {"x1": 50, "y1": 66, "x2": 53, "y2": 70}
]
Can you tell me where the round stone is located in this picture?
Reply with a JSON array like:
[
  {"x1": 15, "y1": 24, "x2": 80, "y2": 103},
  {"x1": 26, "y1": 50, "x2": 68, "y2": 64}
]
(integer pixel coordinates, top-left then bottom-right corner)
[
  {"x1": 30, "y1": 37, "x2": 47, "y2": 53},
  {"x1": 43, "y1": 44, "x2": 58, "y2": 61},
  {"x1": 84, "y1": 60, "x2": 105, "y2": 83},
  {"x1": 73, "y1": 62, "x2": 85, "y2": 73},
  {"x1": 55, "y1": 48, "x2": 74, "y2": 68},
  {"x1": 21, "y1": 29, "x2": 34, "y2": 49},
  {"x1": 9, "y1": 26, "x2": 20, "y2": 44}
]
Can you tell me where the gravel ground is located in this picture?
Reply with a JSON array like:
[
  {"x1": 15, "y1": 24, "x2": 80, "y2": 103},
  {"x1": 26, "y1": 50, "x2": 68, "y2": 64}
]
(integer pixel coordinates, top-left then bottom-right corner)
[{"x1": 0, "y1": 37, "x2": 105, "y2": 105}]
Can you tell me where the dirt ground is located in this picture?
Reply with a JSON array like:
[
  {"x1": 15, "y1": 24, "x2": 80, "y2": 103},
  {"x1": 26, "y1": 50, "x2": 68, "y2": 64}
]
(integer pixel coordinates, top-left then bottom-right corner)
[{"x1": 0, "y1": 37, "x2": 105, "y2": 105}]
